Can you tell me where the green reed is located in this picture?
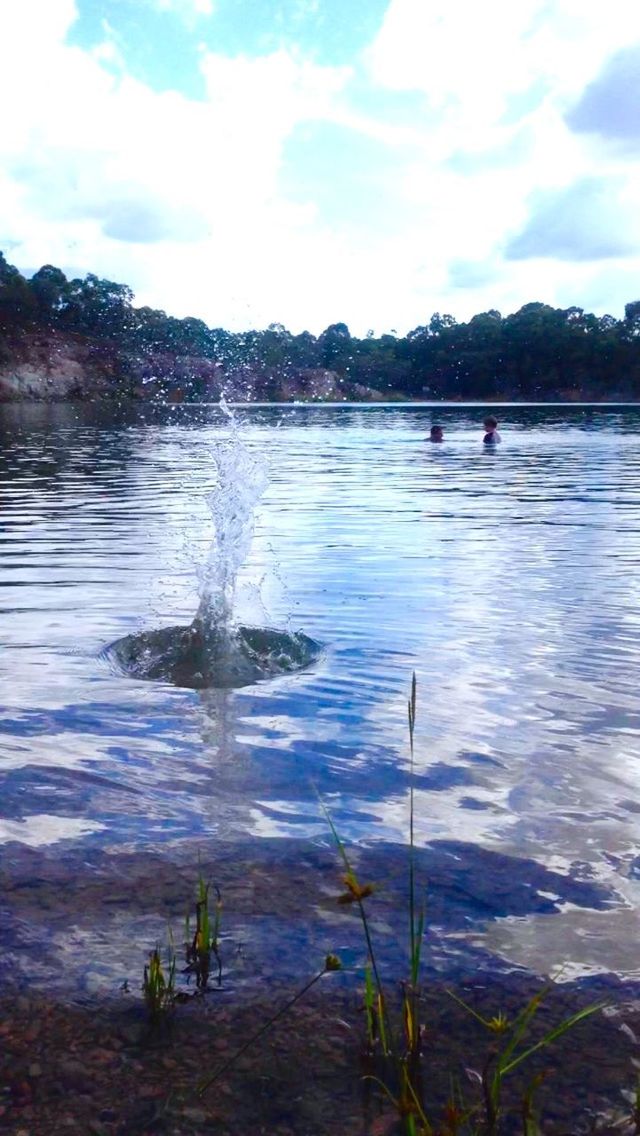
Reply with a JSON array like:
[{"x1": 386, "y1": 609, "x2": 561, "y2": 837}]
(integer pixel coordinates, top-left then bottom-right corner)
[
  {"x1": 142, "y1": 944, "x2": 176, "y2": 1022},
  {"x1": 185, "y1": 871, "x2": 222, "y2": 990},
  {"x1": 447, "y1": 986, "x2": 605, "y2": 1135},
  {"x1": 142, "y1": 868, "x2": 222, "y2": 1026},
  {"x1": 324, "y1": 674, "x2": 604, "y2": 1136},
  {"x1": 138, "y1": 676, "x2": 610, "y2": 1133}
]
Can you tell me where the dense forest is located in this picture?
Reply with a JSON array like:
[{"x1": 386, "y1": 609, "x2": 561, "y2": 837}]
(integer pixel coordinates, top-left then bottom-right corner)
[{"x1": 1, "y1": 251, "x2": 640, "y2": 401}]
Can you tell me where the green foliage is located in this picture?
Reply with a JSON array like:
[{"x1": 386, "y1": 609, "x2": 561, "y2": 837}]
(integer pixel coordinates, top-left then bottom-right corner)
[
  {"x1": 142, "y1": 944, "x2": 176, "y2": 1021},
  {"x1": 29, "y1": 265, "x2": 69, "y2": 316},
  {"x1": 0, "y1": 253, "x2": 36, "y2": 314},
  {"x1": 142, "y1": 869, "x2": 223, "y2": 1030},
  {"x1": 447, "y1": 987, "x2": 604, "y2": 1135},
  {"x1": 324, "y1": 676, "x2": 605, "y2": 1136},
  {"x1": 133, "y1": 681, "x2": 613, "y2": 1133},
  {"x1": 2, "y1": 248, "x2": 640, "y2": 399},
  {"x1": 185, "y1": 871, "x2": 223, "y2": 990}
]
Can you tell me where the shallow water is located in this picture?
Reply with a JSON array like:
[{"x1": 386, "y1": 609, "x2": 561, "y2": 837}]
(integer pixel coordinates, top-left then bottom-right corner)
[{"x1": 2, "y1": 400, "x2": 640, "y2": 988}]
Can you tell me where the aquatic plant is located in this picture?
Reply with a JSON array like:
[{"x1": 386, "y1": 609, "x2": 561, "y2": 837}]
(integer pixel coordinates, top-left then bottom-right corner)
[
  {"x1": 142, "y1": 869, "x2": 222, "y2": 1027},
  {"x1": 142, "y1": 944, "x2": 176, "y2": 1022},
  {"x1": 184, "y1": 871, "x2": 222, "y2": 990},
  {"x1": 139, "y1": 677, "x2": 608, "y2": 1133},
  {"x1": 324, "y1": 674, "x2": 605, "y2": 1136},
  {"x1": 447, "y1": 986, "x2": 605, "y2": 1136},
  {"x1": 320, "y1": 675, "x2": 427, "y2": 1130}
]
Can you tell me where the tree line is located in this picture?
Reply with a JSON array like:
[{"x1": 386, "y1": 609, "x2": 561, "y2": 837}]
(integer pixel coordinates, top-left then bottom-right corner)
[{"x1": 2, "y1": 251, "x2": 640, "y2": 400}]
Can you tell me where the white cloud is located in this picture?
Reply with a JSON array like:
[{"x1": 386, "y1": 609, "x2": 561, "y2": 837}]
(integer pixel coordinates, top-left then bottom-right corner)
[
  {"x1": 198, "y1": 48, "x2": 350, "y2": 189},
  {"x1": 357, "y1": 0, "x2": 640, "y2": 322},
  {"x1": 566, "y1": 44, "x2": 640, "y2": 147},
  {"x1": 364, "y1": 0, "x2": 640, "y2": 178},
  {"x1": 367, "y1": 0, "x2": 640, "y2": 108},
  {"x1": 506, "y1": 177, "x2": 640, "y2": 261},
  {"x1": 0, "y1": 0, "x2": 353, "y2": 328},
  {"x1": 0, "y1": 0, "x2": 639, "y2": 336}
]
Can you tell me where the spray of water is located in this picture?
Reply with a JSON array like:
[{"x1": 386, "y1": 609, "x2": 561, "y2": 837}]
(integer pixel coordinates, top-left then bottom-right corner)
[
  {"x1": 196, "y1": 399, "x2": 268, "y2": 631},
  {"x1": 196, "y1": 401, "x2": 269, "y2": 630},
  {"x1": 107, "y1": 399, "x2": 321, "y2": 689}
]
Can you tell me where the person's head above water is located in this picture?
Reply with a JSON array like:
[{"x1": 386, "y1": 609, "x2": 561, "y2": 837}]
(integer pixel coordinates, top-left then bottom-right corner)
[
  {"x1": 429, "y1": 425, "x2": 444, "y2": 443},
  {"x1": 483, "y1": 416, "x2": 501, "y2": 444}
]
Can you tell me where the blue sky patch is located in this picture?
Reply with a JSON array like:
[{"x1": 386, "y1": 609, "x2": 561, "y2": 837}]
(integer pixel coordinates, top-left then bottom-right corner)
[
  {"x1": 68, "y1": 0, "x2": 389, "y2": 100},
  {"x1": 281, "y1": 120, "x2": 411, "y2": 234},
  {"x1": 68, "y1": 0, "x2": 208, "y2": 98}
]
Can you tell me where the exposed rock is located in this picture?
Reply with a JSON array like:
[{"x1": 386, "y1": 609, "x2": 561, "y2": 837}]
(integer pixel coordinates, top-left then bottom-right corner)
[
  {"x1": 0, "y1": 327, "x2": 383, "y2": 403},
  {"x1": 0, "y1": 328, "x2": 117, "y2": 401}
]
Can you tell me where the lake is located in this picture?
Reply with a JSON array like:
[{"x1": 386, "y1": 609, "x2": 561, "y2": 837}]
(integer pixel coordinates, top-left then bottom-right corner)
[{"x1": 2, "y1": 400, "x2": 640, "y2": 996}]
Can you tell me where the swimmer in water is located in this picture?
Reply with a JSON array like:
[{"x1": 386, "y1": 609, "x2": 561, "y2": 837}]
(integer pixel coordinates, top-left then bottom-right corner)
[
  {"x1": 483, "y1": 416, "x2": 502, "y2": 445},
  {"x1": 428, "y1": 425, "x2": 444, "y2": 443}
]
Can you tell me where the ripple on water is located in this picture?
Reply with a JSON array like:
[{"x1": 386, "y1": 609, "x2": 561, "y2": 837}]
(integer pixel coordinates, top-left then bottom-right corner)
[{"x1": 1, "y1": 402, "x2": 640, "y2": 985}]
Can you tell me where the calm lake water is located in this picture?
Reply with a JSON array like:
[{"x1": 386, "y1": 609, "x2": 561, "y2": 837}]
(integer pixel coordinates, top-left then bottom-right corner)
[{"x1": 2, "y1": 401, "x2": 640, "y2": 991}]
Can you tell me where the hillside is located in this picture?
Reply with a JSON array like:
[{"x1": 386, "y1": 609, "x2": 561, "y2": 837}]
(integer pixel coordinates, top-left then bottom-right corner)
[{"x1": 2, "y1": 252, "x2": 640, "y2": 402}]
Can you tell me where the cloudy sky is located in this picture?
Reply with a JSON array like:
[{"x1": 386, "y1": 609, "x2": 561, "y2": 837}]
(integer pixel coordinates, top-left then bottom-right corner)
[{"x1": 1, "y1": 0, "x2": 639, "y2": 335}]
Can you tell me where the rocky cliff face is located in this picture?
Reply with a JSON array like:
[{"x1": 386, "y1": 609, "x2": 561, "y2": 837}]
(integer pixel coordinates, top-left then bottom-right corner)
[
  {"x1": 0, "y1": 328, "x2": 118, "y2": 401},
  {"x1": 0, "y1": 327, "x2": 383, "y2": 402}
]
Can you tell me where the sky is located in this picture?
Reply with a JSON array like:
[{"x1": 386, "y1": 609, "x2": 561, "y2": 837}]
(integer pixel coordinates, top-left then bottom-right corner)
[{"x1": 1, "y1": 0, "x2": 639, "y2": 336}]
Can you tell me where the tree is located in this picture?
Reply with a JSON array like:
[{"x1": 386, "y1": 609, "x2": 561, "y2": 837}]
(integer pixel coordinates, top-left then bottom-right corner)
[
  {"x1": 428, "y1": 312, "x2": 458, "y2": 335},
  {"x1": 2, "y1": 246, "x2": 640, "y2": 401},
  {"x1": 624, "y1": 301, "x2": 640, "y2": 337},
  {"x1": 30, "y1": 265, "x2": 69, "y2": 317},
  {"x1": 63, "y1": 274, "x2": 134, "y2": 335},
  {"x1": 259, "y1": 323, "x2": 293, "y2": 370},
  {"x1": 289, "y1": 330, "x2": 320, "y2": 369},
  {"x1": 177, "y1": 317, "x2": 214, "y2": 355},
  {"x1": 318, "y1": 322, "x2": 352, "y2": 371},
  {"x1": 0, "y1": 253, "x2": 34, "y2": 315}
]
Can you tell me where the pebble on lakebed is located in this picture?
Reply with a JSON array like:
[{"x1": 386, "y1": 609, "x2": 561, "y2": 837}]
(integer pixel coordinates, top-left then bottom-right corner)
[
  {"x1": 2, "y1": 978, "x2": 640, "y2": 1135},
  {"x1": 2, "y1": 842, "x2": 640, "y2": 1133}
]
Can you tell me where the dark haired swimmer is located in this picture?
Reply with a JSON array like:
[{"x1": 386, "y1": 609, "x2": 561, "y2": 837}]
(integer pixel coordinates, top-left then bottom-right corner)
[
  {"x1": 428, "y1": 425, "x2": 444, "y2": 443},
  {"x1": 483, "y1": 416, "x2": 501, "y2": 445}
]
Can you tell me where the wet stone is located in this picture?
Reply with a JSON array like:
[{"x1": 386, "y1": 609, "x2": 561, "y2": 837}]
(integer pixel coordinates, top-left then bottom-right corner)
[
  {"x1": 57, "y1": 1059, "x2": 94, "y2": 1091},
  {"x1": 181, "y1": 1107, "x2": 207, "y2": 1123},
  {"x1": 88, "y1": 1047, "x2": 118, "y2": 1065},
  {"x1": 88, "y1": 1122, "x2": 109, "y2": 1136}
]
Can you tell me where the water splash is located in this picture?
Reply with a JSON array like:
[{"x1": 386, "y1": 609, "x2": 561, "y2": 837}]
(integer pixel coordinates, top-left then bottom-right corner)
[
  {"x1": 196, "y1": 400, "x2": 268, "y2": 631},
  {"x1": 106, "y1": 400, "x2": 321, "y2": 689},
  {"x1": 107, "y1": 622, "x2": 321, "y2": 689}
]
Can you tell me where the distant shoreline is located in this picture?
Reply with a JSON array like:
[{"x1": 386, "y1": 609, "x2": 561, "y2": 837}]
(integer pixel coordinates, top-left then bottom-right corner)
[
  {"x1": 208, "y1": 399, "x2": 640, "y2": 408},
  {"x1": 3, "y1": 395, "x2": 640, "y2": 410},
  {"x1": 2, "y1": 252, "x2": 640, "y2": 403}
]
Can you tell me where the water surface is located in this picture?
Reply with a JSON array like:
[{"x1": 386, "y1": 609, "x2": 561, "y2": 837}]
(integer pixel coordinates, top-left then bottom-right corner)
[{"x1": 2, "y1": 401, "x2": 640, "y2": 988}]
